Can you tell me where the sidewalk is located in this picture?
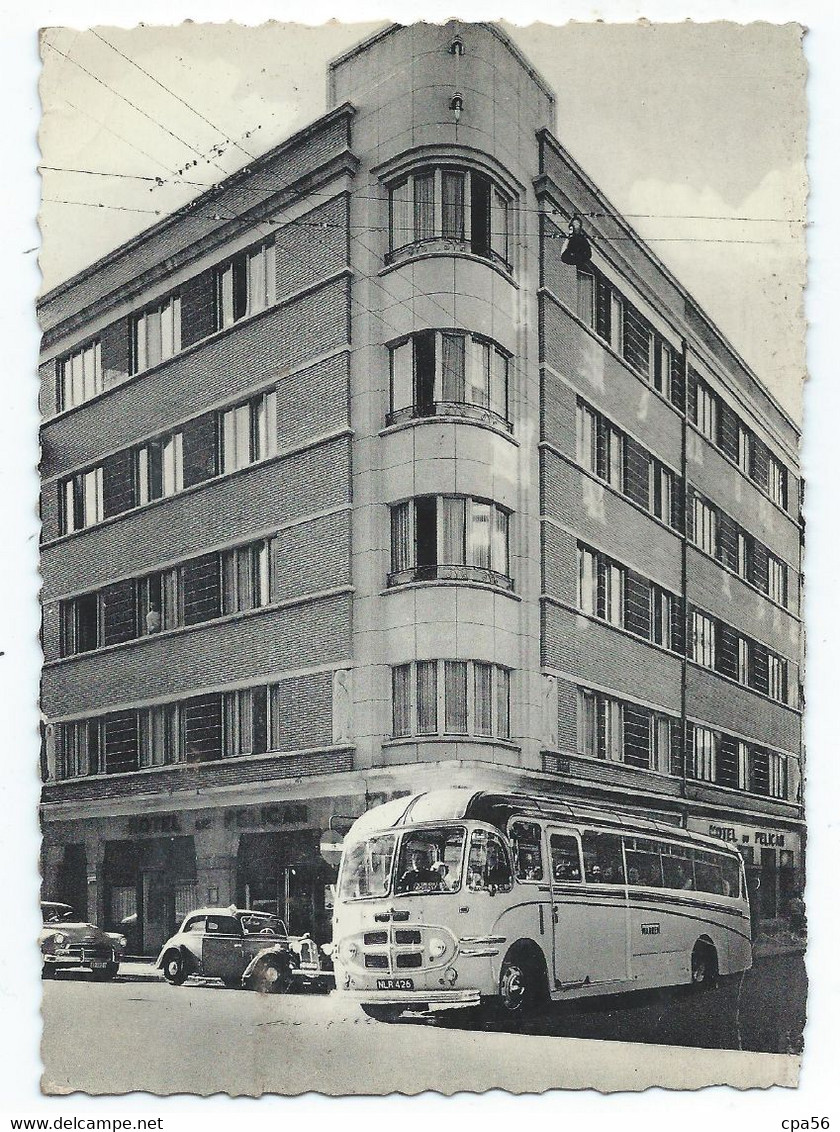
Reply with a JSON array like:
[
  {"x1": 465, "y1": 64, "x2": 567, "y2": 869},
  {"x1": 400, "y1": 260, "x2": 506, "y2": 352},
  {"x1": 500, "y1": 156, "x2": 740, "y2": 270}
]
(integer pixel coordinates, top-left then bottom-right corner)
[
  {"x1": 752, "y1": 932, "x2": 807, "y2": 960},
  {"x1": 117, "y1": 958, "x2": 161, "y2": 981}
]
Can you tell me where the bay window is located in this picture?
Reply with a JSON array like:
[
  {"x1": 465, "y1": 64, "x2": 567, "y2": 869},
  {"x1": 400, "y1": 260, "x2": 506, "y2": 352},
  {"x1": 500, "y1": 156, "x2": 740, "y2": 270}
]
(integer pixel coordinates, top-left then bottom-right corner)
[
  {"x1": 388, "y1": 330, "x2": 510, "y2": 427},
  {"x1": 388, "y1": 166, "x2": 511, "y2": 268},
  {"x1": 390, "y1": 660, "x2": 512, "y2": 741},
  {"x1": 389, "y1": 495, "x2": 512, "y2": 588}
]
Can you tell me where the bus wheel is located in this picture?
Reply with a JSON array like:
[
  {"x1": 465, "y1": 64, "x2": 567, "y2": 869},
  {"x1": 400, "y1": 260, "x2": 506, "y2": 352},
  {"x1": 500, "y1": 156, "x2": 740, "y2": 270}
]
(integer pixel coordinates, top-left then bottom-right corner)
[
  {"x1": 690, "y1": 941, "x2": 718, "y2": 989},
  {"x1": 498, "y1": 948, "x2": 546, "y2": 1017},
  {"x1": 361, "y1": 1004, "x2": 404, "y2": 1023}
]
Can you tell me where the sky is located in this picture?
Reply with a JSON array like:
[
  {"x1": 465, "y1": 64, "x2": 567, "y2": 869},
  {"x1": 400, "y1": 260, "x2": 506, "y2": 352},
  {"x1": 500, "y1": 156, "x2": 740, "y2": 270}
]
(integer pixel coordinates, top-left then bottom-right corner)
[{"x1": 37, "y1": 19, "x2": 807, "y2": 418}]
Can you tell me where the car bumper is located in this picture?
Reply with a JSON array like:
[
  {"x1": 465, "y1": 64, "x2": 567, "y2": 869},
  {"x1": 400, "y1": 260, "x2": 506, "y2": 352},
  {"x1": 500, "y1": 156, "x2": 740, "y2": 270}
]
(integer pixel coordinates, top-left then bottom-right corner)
[
  {"x1": 43, "y1": 953, "x2": 118, "y2": 971},
  {"x1": 340, "y1": 988, "x2": 481, "y2": 1011}
]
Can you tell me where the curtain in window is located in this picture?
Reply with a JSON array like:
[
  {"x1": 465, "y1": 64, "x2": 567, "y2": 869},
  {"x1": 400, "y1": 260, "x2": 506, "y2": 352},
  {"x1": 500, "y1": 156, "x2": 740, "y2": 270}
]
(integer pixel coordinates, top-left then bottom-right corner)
[
  {"x1": 469, "y1": 501, "x2": 492, "y2": 569},
  {"x1": 577, "y1": 272, "x2": 595, "y2": 327},
  {"x1": 390, "y1": 180, "x2": 412, "y2": 250},
  {"x1": 492, "y1": 507, "x2": 509, "y2": 577},
  {"x1": 255, "y1": 390, "x2": 277, "y2": 460},
  {"x1": 392, "y1": 665, "x2": 411, "y2": 737},
  {"x1": 441, "y1": 333, "x2": 465, "y2": 402},
  {"x1": 442, "y1": 171, "x2": 465, "y2": 240},
  {"x1": 391, "y1": 502, "x2": 412, "y2": 572},
  {"x1": 439, "y1": 496, "x2": 465, "y2": 565},
  {"x1": 444, "y1": 661, "x2": 468, "y2": 733},
  {"x1": 468, "y1": 340, "x2": 491, "y2": 407},
  {"x1": 490, "y1": 348, "x2": 508, "y2": 419},
  {"x1": 416, "y1": 661, "x2": 438, "y2": 734},
  {"x1": 414, "y1": 173, "x2": 435, "y2": 243},
  {"x1": 219, "y1": 263, "x2": 235, "y2": 328},
  {"x1": 496, "y1": 668, "x2": 510, "y2": 739},
  {"x1": 391, "y1": 341, "x2": 413, "y2": 412},
  {"x1": 491, "y1": 189, "x2": 508, "y2": 261},
  {"x1": 474, "y1": 663, "x2": 493, "y2": 736}
]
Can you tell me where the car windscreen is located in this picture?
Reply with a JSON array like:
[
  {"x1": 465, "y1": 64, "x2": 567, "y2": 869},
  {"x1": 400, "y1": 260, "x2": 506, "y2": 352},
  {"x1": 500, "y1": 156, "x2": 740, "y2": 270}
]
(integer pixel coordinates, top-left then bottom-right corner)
[
  {"x1": 339, "y1": 833, "x2": 398, "y2": 900},
  {"x1": 43, "y1": 905, "x2": 77, "y2": 924},
  {"x1": 394, "y1": 826, "x2": 466, "y2": 895}
]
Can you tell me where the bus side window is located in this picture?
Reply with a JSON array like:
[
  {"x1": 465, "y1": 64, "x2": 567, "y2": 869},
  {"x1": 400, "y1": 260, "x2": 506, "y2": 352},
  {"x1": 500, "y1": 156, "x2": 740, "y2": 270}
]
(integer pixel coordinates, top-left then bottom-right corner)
[
  {"x1": 661, "y1": 845, "x2": 695, "y2": 890},
  {"x1": 510, "y1": 821, "x2": 544, "y2": 882},
  {"x1": 581, "y1": 831, "x2": 624, "y2": 885},
  {"x1": 550, "y1": 834, "x2": 582, "y2": 882},
  {"x1": 467, "y1": 830, "x2": 513, "y2": 893},
  {"x1": 624, "y1": 837, "x2": 664, "y2": 888}
]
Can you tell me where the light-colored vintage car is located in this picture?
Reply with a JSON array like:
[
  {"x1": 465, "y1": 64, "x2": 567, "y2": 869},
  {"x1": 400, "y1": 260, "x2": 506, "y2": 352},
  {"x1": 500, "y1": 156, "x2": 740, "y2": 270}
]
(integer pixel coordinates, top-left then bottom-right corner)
[
  {"x1": 156, "y1": 907, "x2": 333, "y2": 993},
  {"x1": 40, "y1": 901, "x2": 127, "y2": 980}
]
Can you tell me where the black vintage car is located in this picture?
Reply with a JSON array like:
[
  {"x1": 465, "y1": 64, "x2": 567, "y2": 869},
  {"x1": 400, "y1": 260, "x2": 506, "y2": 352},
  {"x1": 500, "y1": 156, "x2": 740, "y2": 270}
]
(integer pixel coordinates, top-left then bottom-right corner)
[
  {"x1": 156, "y1": 907, "x2": 332, "y2": 993},
  {"x1": 40, "y1": 902, "x2": 127, "y2": 980}
]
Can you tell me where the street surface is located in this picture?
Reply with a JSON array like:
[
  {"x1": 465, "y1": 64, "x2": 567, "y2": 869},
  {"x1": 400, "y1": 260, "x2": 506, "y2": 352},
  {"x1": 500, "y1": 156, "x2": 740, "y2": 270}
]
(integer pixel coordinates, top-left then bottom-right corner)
[{"x1": 41, "y1": 954, "x2": 804, "y2": 1096}]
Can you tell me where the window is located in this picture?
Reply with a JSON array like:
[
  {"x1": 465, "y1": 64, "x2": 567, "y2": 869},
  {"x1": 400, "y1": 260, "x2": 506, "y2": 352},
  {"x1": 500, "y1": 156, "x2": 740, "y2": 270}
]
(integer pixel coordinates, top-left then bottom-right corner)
[
  {"x1": 132, "y1": 295, "x2": 181, "y2": 374},
  {"x1": 625, "y1": 837, "x2": 664, "y2": 888},
  {"x1": 738, "y1": 635, "x2": 751, "y2": 685},
  {"x1": 467, "y1": 829, "x2": 512, "y2": 893},
  {"x1": 137, "y1": 431, "x2": 183, "y2": 505},
  {"x1": 577, "y1": 272, "x2": 595, "y2": 327},
  {"x1": 737, "y1": 424, "x2": 753, "y2": 475},
  {"x1": 695, "y1": 380, "x2": 718, "y2": 443},
  {"x1": 579, "y1": 690, "x2": 622, "y2": 762},
  {"x1": 223, "y1": 686, "x2": 269, "y2": 757},
  {"x1": 391, "y1": 661, "x2": 512, "y2": 740},
  {"x1": 576, "y1": 401, "x2": 624, "y2": 489},
  {"x1": 59, "y1": 719, "x2": 101, "y2": 778},
  {"x1": 216, "y1": 242, "x2": 276, "y2": 329},
  {"x1": 57, "y1": 340, "x2": 103, "y2": 411},
  {"x1": 139, "y1": 704, "x2": 179, "y2": 768},
  {"x1": 768, "y1": 455, "x2": 788, "y2": 508},
  {"x1": 581, "y1": 831, "x2": 625, "y2": 885},
  {"x1": 651, "y1": 714, "x2": 671, "y2": 773},
  {"x1": 222, "y1": 541, "x2": 272, "y2": 614},
  {"x1": 655, "y1": 341, "x2": 672, "y2": 399},
  {"x1": 737, "y1": 740, "x2": 752, "y2": 792},
  {"x1": 182, "y1": 553, "x2": 222, "y2": 626},
  {"x1": 650, "y1": 461, "x2": 673, "y2": 525},
  {"x1": 692, "y1": 611, "x2": 717, "y2": 669},
  {"x1": 650, "y1": 586, "x2": 672, "y2": 649},
  {"x1": 139, "y1": 570, "x2": 180, "y2": 634},
  {"x1": 768, "y1": 653, "x2": 787, "y2": 703},
  {"x1": 102, "y1": 710, "x2": 140, "y2": 774},
  {"x1": 388, "y1": 167, "x2": 511, "y2": 267},
  {"x1": 388, "y1": 331, "x2": 510, "y2": 426},
  {"x1": 737, "y1": 530, "x2": 753, "y2": 581},
  {"x1": 576, "y1": 401, "x2": 598, "y2": 473},
  {"x1": 692, "y1": 726, "x2": 717, "y2": 782},
  {"x1": 60, "y1": 593, "x2": 100, "y2": 655},
  {"x1": 768, "y1": 555, "x2": 788, "y2": 605},
  {"x1": 549, "y1": 834, "x2": 583, "y2": 882},
  {"x1": 768, "y1": 751, "x2": 787, "y2": 799},
  {"x1": 510, "y1": 821, "x2": 544, "y2": 882},
  {"x1": 221, "y1": 390, "x2": 278, "y2": 473},
  {"x1": 60, "y1": 467, "x2": 104, "y2": 534},
  {"x1": 609, "y1": 292, "x2": 624, "y2": 354},
  {"x1": 388, "y1": 496, "x2": 511, "y2": 587},
  {"x1": 577, "y1": 545, "x2": 624, "y2": 627},
  {"x1": 692, "y1": 494, "x2": 717, "y2": 556}
]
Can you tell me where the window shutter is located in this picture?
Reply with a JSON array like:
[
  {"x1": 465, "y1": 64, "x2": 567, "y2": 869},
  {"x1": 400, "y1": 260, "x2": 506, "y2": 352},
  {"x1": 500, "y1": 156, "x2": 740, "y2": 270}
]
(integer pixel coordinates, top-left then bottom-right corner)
[
  {"x1": 182, "y1": 694, "x2": 223, "y2": 763},
  {"x1": 103, "y1": 710, "x2": 139, "y2": 774},
  {"x1": 718, "y1": 402, "x2": 739, "y2": 462},
  {"x1": 751, "y1": 540, "x2": 770, "y2": 591},
  {"x1": 102, "y1": 448, "x2": 137, "y2": 519},
  {"x1": 669, "y1": 351, "x2": 686, "y2": 413},
  {"x1": 595, "y1": 275, "x2": 611, "y2": 340},
  {"x1": 624, "y1": 570, "x2": 651, "y2": 638},
  {"x1": 670, "y1": 594, "x2": 686, "y2": 656},
  {"x1": 182, "y1": 553, "x2": 222, "y2": 625},
  {"x1": 622, "y1": 703, "x2": 651, "y2": 769},
  {"x1": 180, "y1": 268, "x2": 217, "y2": 346},
  {"x1": 622, "y1": 436, "x2": 650, "y2": 509},
  {"x1": 750, "y1": 641, "x2": 770, "y2": 695},
  {"x1": 181, "y1": 412, "x2": 219, "y2": 488},
  {"x1": 716, "y1": 621, "x2": 739, "y2": 681},
  {"x1": 101, "y1": 579, "x2": 137, "y2": 646},
  {"x1": 717, "y1": 511, "x2": 739, "y2": 571},
  {"x1": 717, "y1": 734, "x2": 739, "y2": 788},
  {"x1": 100, "y1": 317, "x2": 131, "y2": 389},
  {"x1": 751, "y1": 437, "x2": 770, "y2": 491}
]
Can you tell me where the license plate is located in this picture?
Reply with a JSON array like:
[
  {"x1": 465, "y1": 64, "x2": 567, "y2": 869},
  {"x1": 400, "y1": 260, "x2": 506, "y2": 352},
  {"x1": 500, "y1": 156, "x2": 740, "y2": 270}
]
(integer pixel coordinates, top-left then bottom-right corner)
[
  {"x1": 90, "y1": 959, "x2": 109, "y2": 969},
  {"x1": 376, "y1": 978, "x2": 413, "y2": 991}
]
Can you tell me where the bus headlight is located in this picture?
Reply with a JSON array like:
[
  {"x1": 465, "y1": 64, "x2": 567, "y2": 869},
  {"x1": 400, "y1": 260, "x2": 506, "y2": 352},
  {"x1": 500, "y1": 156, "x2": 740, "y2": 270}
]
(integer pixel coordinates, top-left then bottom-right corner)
[
  {"x1": 342, "y1": 941, "x2": 358, "y2": 961},
  {"x1": 429, "y1": 937, "x2": 447, "y2": 959}
]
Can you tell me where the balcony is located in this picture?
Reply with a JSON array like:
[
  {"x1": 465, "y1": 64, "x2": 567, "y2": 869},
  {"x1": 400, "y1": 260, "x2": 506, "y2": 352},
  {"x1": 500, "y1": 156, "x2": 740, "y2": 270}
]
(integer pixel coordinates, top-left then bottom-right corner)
[{"x1": 385, "y1": 400, "x2": 512, "y2": 433}]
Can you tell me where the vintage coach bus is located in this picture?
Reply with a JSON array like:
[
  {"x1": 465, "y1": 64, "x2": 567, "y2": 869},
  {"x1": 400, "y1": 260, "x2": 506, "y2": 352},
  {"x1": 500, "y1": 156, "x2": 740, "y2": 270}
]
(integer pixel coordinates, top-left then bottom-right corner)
[{"x1": 332, "y1": 787, "x2": 751, "y2": 1020}]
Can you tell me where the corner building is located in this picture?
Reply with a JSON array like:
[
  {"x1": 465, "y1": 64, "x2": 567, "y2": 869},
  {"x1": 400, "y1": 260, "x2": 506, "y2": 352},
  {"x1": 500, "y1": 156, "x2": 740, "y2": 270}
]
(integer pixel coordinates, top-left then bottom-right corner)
[{"x1": 39, "y1": 22, "x2": 804, "y2": 953}]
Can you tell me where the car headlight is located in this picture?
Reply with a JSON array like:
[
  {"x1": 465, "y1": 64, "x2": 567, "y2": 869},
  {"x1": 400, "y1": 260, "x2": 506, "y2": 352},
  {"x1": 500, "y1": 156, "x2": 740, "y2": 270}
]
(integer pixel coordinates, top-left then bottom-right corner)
[
  {"x1": 53, "y1": 933, "x2": 67, "y2": 946},
  {"x1": 117, "y1": 936, "x2": 127, "y2": 949},
  {"x1": 429, "y1": 937, "x2": 447, "y2": 959}
]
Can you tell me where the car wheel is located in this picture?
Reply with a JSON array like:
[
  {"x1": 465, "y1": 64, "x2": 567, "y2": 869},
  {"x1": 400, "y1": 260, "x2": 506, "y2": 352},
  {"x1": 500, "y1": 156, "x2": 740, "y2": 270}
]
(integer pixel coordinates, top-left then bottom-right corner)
[
  {"x1": 91, "y1": 962, "x2": 119, "y2": 981},
  {"x1": 162, "y1": 949, "x2": 188, "y2": 986},
  {"x1": 249, "y1": 957, "x2": 292, "y2": 995},
  {"x1": 496, "y1": 948, "x2": 547, "y2": 1018},
  {"x1": 690, "y1": 941, "x2": 718, "y2": 990},
  {"x1": 361, "y1": 1004, "x2": 404, "y2": 1022}
]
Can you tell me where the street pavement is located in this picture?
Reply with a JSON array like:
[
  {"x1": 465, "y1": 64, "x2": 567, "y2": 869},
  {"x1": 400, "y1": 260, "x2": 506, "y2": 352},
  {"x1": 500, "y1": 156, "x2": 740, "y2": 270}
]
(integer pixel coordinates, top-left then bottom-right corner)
[{"x1": 40, "y1": 952, "x2": 804, "y2": 1096}]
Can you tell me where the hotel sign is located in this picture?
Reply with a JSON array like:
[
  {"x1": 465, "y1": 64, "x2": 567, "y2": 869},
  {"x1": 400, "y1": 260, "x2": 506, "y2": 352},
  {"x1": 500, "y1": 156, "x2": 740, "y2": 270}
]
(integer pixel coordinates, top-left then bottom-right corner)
[{"x1": 689, "y1": 818, "x2": 801, "y2": 861}]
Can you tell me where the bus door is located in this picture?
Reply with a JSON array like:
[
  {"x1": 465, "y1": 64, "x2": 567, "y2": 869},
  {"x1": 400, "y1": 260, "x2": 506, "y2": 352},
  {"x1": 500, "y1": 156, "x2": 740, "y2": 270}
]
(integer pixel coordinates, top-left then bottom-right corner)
[
  {"x1": 568, "y1": 829, "x2": 629, "y2": 986},
  {"x1": 545, "y1": 827, "x2": 590, "y2": 988}
]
